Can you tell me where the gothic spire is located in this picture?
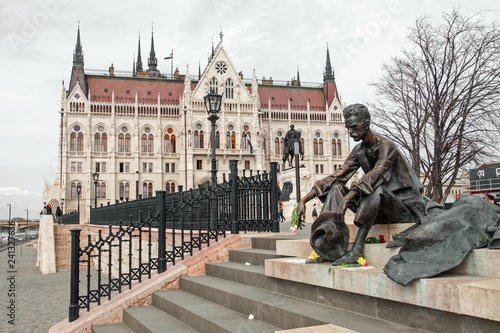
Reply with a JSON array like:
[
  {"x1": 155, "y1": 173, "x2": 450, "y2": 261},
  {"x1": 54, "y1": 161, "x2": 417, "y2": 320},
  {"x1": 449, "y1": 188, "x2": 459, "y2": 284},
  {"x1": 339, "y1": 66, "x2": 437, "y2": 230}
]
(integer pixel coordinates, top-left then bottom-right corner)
[
  {"x1": 296, "y1": 66, "x2": 301, "y2": 87},
  {"x1": 69, "y1": 23, "x2": 87, "y2": 96},
  {"x1": 323, "y1": 44, "x2": 335, "y2": 82},
  {"x1": 73, "y1": 22, "x2": 84, "y2": 66},
  {"x1": 136, "y1": 32, "x2": 143, "y2": 74},
  {"x1": 147, "y1": 25, "x2": 158, "y2": 71}
]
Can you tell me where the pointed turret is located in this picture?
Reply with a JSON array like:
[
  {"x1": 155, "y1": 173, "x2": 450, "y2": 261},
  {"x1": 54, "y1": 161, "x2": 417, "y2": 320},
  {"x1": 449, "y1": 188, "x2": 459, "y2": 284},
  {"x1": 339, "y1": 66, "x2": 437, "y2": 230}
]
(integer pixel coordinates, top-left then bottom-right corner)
[
  {"x1": 322, "y1": 44, "x2": 339, "y2": 108},
  {"x1": 146, "y1": 25, "x2": 160, "y2": 77},
  {"x1": 73, "y1": 24, "x2": 84, "y2": 66},
  {"x1": 198, "y1": 59, "x2": 201, "y2": 80},
  {"x1": 323, "y1": 44, "x2": 335, "y2": 82},
  {"x1": 136, "y1": 33, "x2": 143, "y2": 74},
  {"x1": 184, "y1": 65, "x2": 191, "y2": 94},
  {"x1": 251, "y1": 69, "x2": 259, "y2": 98},
  {"x1": 296, "y1": 66, "x2": 301, "y2": 87},
  {"x1": 69, "y1": 23, "x2": 87, "y2": 96}
]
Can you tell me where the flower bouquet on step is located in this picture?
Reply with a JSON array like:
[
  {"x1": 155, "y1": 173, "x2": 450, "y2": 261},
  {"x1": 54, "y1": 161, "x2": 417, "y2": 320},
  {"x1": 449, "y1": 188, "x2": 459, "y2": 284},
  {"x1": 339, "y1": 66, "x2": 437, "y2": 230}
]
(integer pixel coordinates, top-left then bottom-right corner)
[{"x1": 329, "y1": 257, "x2": 373, "y2": 272}]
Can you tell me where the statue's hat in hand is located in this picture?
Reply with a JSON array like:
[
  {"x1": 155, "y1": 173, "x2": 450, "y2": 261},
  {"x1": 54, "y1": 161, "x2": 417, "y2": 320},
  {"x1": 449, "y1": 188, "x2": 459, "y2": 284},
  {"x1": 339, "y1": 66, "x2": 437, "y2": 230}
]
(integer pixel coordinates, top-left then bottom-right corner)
[{"x1": 310, "y1": 212, "x2": 350, "y2": 262}]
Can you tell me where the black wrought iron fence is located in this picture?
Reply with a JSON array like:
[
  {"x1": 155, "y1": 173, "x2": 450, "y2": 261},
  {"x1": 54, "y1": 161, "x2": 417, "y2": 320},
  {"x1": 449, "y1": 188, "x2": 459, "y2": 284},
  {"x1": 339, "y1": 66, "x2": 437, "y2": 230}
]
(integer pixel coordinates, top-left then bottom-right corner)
[
  {"x1": 58, "y1": 211, "x2": 80, "y2": 225},
  {"x1": 69, "y1": 161, "x2": 278, "y2": 322}
]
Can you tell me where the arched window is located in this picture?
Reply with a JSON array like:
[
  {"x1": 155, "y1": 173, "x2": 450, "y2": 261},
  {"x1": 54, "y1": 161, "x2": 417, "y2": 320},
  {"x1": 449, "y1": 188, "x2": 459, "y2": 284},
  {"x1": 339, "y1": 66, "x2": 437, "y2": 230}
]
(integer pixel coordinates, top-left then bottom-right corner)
[
  {"x1": 143, "y1": 182, "x2": 153, "y2": 198},
  {"x1": 171, "y1": 134, "x2": 176, "y2": 153},
  {"x1": 77, "y1": 132, "x2": 84, "y2": 151},
  {"x1": 332, "y1": 133, "x2": 342, "y2": 156},
  {"x1": 194, "y1": 124, "x2": 204, "y2": 148},
  {"x1": 101, "y1": 133, "x2": 107, "y2": 152},
  {"x1": 141, "y1": 134, "x2": 147, "y2": 152},
  {"x1": 194, "y1": 131, "x2": 199, "y2": 148},
  {"x1": 275, "y1": 137, "x2": 280, "y2": 155},
  {"x1": 300, "y1": 137, "x2": 305, "y2": 154},
  {"x1": 70, "y1": 132, "x2": 77, "y2": 151},
  {"x1": 100, "y1": 182, "x2": 106, "y2": 198},
  {"x1": 166, "y1": 182, "x2": 176, "y2": 193},
  {"x1": 148, "y1": 134, "x2": 154, "y2": 152},
  {"x1": 119, "y1": 182, "x2": 130, "y2": 200},
  {"x1": 71, "y1": 182, "x2": 81, "y2": 199},
  {"x1": 280, "y1": 138, "x2": 284, "y2": 154},
  {"x1": 314, "y1": 133, "x2": 323, "y2": 156},
  {"x1": 209, "y1": 130, "x2": 220, "y2": 149},
  {"x1": 119, "y1": 127, "x2": 130, "y2": 153},
  {"x1": 94, "y1": 133, "x2": 101, "y2": 152},
  {"x1": 225, "y1": 79, "x2": 234, "y2": 99},
  {"x1": 164, "y1": 128, "x2": 176, "y2": 153},
  {"x1": 70, "y1": 125, "x2": 83, "y2": 152},
  {"x1": 241, "y1": 126, "x2": 251, "y2": 150},
  {"x1": 96, "y1": 182, "x2": 100, "y2": 199},
  {"x1": 209, "y1": 77, "x2": 218, "y2": 93},
  {"x1": 125, "y1": 134, "x2": 131, "y2": 152},
  {"x1": 118, "y1": 133, "x2": 124, "y2": 152},
  {"x1": 94, "y1": 126, "x2": 107, "y2": 152}
]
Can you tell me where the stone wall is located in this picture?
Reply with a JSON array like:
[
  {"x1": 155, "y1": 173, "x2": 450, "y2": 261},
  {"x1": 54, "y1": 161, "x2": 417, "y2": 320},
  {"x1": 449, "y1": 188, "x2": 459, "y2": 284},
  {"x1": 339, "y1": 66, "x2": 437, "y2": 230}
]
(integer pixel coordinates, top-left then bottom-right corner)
[{"x1": 54, "y1": 224, "x2": 90, "y2": 271}]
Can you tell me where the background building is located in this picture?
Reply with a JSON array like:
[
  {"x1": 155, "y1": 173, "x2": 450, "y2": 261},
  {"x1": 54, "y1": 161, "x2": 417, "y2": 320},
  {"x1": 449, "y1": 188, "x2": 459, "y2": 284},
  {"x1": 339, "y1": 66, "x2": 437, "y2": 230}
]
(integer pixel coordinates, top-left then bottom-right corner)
[{"x1": 43, "y1": 27, "x2": 349, "y2": 223}]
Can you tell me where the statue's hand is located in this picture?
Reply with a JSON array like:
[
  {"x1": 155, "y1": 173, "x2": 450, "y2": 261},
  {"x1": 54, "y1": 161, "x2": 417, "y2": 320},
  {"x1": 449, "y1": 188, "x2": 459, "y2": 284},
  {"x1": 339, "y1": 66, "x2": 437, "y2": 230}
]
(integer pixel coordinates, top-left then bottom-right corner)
[
  {"x1": 333, "y1": 198, "x2": 348, "y2": 222},
  {"x1": 297, "y1": 203, "x2": 306, "y2": 224}
]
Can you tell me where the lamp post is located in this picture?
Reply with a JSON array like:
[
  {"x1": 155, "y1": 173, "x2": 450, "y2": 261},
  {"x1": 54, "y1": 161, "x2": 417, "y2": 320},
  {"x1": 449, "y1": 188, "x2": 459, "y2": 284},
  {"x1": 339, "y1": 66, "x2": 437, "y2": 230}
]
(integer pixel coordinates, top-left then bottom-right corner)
[
  {"x1": 93, "y1": 172, "x2": 99, "y2": 208},
  {"x1": 204, "y1": 89, "x2": 222, "y2": 230},
  {"x1": 76, "y1": 183, "x2": 81, "y2": 214},
  {"x1": 25, "y1": 209, "x2": 28, "y2": 235},
  {"x1": 204, "y1": 89, "x2": 222, "y2": 188}
]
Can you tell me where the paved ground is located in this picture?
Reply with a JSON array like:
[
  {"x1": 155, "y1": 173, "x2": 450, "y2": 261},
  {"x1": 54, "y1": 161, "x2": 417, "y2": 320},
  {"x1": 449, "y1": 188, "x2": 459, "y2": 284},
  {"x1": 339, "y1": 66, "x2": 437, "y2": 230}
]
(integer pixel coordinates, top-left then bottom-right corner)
[{"x1": 0, "y1": 242, "x2": 69, "y2": 333}]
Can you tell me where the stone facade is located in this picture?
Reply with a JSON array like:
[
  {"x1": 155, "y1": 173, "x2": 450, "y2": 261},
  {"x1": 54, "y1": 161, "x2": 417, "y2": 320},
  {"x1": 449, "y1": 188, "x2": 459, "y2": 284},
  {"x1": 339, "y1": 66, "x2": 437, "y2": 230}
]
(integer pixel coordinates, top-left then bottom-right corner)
[{"x1": 43, "y1": 27, "x2": 349, "y2": 223}]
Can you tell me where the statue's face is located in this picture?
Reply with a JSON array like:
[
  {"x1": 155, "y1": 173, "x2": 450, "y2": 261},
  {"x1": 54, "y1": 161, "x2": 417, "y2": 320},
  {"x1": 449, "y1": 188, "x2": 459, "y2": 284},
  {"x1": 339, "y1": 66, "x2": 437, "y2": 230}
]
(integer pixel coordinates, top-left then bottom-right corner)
[{"x1": 345, "y1": 115, "x2": 369, "y2": 142}]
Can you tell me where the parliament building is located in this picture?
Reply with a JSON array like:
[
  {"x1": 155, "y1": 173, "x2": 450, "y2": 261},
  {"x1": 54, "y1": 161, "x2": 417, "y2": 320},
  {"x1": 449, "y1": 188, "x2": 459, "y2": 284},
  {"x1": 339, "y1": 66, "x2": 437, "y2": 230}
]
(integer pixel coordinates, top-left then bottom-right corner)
[{"x1": 43, "y1": 26, "x2": 349, "y2": 223}]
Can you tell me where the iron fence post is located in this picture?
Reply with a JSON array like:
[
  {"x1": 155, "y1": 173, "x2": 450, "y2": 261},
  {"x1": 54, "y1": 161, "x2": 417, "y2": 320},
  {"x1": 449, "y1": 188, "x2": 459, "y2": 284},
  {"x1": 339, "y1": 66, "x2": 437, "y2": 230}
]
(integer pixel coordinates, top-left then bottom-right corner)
[
  {"x1": 69, "y1": 228, "x2": 81, "y2": 322},
  {"x1": 230, "y1": 160, "x2": 239, "y2": 234},
  {"x1": 157, "y1": 190, "x2": 167, "y2": 274},
  {"x1": 270, "y1": 162, "x2": 279, "y2": 232}
]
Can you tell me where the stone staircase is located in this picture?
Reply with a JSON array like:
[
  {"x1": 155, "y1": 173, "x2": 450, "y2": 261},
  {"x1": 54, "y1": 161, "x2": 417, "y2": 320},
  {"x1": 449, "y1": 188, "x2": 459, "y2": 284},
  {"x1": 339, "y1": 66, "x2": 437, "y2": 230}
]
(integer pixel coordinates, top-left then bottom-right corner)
[{"x1": 92, "y1": 236, "x2": 435, "y2": 333}]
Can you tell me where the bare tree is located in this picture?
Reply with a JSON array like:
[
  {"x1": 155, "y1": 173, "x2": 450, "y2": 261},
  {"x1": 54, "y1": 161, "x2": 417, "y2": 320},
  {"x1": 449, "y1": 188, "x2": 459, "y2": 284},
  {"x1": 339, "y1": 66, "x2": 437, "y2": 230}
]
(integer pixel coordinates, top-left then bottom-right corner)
[{"x1": 370, "y1": 9, "x2": 500, "y2": 204}]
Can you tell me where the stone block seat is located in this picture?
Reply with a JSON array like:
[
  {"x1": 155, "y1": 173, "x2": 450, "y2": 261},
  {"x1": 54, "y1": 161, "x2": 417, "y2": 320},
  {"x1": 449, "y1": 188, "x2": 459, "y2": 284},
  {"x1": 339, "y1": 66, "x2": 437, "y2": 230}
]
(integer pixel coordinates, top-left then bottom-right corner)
[{"x1": 88, "y1": 228, "x2": 500, "y2": 333}]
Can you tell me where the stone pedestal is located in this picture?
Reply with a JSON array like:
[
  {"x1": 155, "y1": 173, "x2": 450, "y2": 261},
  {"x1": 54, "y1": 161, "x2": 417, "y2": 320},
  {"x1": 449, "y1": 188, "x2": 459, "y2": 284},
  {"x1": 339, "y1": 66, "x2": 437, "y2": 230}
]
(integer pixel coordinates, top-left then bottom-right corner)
[
  {"x1": 279, "y1": 166, "x2": 314, "y2": 219},
  {"x1": 278, "y1": 167, "x2": 354, "y2": 223},
  {"x1": 36, "y1": 214, "x2": 57, "y2": 274}
]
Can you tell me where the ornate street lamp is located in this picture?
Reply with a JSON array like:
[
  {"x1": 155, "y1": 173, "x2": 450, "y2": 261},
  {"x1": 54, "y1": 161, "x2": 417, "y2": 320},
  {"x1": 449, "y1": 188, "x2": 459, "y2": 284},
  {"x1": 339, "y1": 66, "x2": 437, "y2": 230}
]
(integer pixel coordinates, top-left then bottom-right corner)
[
  {"x1": 76, "y1": 183, "x2": 82, "y2": 214},
  {"x1": 93, "y1": 172, "x2": 99, "y2": 208},
  {"x1": 204, "y1": 89, "x2": 222, "y2": 188}
]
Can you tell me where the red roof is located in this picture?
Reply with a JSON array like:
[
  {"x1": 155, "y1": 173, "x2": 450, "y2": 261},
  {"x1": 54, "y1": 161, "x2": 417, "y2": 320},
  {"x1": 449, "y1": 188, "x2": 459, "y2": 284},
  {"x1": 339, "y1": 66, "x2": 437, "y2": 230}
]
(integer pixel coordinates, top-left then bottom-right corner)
[
  {"x1": 86, "y1": 76, "x2": 185, "y2": 105},
  {"x1": 258, "y1": 85, "x2": 325, "y2": 111}
]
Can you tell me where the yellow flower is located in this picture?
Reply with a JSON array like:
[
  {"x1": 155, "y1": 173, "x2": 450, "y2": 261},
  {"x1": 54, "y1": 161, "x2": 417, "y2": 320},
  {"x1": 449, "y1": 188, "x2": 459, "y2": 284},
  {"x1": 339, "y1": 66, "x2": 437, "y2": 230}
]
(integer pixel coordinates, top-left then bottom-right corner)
[
  {"x1": 357, "y1": 257, "x2": 366, "y2": 265},
  {"x1": 309, "y1": 251, "x2": 320, "y2": 260}
]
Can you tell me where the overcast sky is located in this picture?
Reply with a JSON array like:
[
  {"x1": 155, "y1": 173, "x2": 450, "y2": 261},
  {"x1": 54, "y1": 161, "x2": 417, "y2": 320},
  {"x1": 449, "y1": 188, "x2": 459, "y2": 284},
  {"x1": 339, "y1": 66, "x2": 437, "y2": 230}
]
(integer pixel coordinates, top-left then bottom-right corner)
[{"x1": 0, "y1": 0, "x2": 498, "y2": 218}]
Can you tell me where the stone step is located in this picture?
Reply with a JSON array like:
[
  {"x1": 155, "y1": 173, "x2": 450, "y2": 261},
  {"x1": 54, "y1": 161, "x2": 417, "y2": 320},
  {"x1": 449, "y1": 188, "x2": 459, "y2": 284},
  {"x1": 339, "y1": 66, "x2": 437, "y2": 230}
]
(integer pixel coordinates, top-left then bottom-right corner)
[
  {"x1": 277, "y1": 324, "x2": 358, "y2": 332},
  {"x1": 91, "y1": 323, "x2": 135, "y2": 333},
  {"x1": 251, "y1": 236, "x2": 302, "y2": 250},
  {"x1": 152, "y1": 289, "x2": 280, "y2": 332},
  {"x1": 229, "y1": 248, "x2": 285, "y2": 265},
  {"x1": 276, "y1": 239, "x2": 500, "y2": 279},
  {"x1": 178, "y1": 274, "x2": 426, "y2": 332},
  {"x1": 122, "y1": 305, "x2": 198, "y2": 332},
  {"x1": 265, "y1": 257, "x2": 500, "y2": 327}
]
